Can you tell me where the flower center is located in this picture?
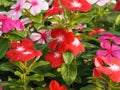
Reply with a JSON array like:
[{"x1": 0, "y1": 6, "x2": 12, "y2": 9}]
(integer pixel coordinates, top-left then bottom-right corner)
[
  {"x1": 31, "y1": 1, "x2": 39, "y2": 6},
  {"x1": 71, "y1": 1, "x2": 81, "y2": 7},
  {"x1": 72, "y1": 38, "x2": 80, "y2": 46},
  {"x1": 57, "y1": 35, "x2": 64, "y2": 42},
  {"x1": 109, "y1": 64, "x2": 120, "y2": 71},
  {"x1": 54, "y1": 52, "x2": 61, "y2": 58},
  {"x1": 15, "y1": 4, "x2": 21, "y2": 11},
  {"x1": 16, "y1": 46, "x2": 25, "y2": 51},
  {"x1": 108, "y1": 49, "x2": 112, "y2": 54}
]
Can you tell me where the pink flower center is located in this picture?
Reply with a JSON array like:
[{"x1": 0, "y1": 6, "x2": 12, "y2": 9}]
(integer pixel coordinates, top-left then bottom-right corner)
[
  {"x1": 31, "y1": 1, "x2": 39, "y2": 6},
  {"x1": 15, "y1": 4, "x2": 21, "y2": 11},
  {"x1": 71, "y1": 1, "x2": 81, "y2": 7},
  {"x1": 108, "y1": 49, "x2": 112, "y2": 54}
]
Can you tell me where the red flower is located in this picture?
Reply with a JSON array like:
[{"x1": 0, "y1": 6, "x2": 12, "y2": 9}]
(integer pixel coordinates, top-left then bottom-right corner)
[
  {"x1": 45, "y1": 50, "x2": 64, "y2": 68},
  {"x1": 69, "y1": 36, "x2": 85, "y2": 56},
  {"x1": 89, "y1": 28, "x2": 106, "y2": 36},
  {"x1": 114, "y1": 0, "x2": 120, "y2": 11},
  {"x1": 44, "y1": 0, "x2": 63, "y2": 18},
  {"x1": 48, "y1": 28, "x2": 74, "y2": 53},
  {"x1": 60, "y1": 0, "x2": 92, "y2": 12},
  {"x1": 49, "y1": 80, "x2": 67, "y2": 90},
  {"x1": 6, "y1": 38, "x2": 42, "y2": 62},
  {"x1": 93, "y1": 56, "x2": 120, "y2": 83}
]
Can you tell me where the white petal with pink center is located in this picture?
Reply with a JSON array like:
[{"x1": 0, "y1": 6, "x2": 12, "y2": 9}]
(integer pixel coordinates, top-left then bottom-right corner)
[{"x1": 57, "y1": 35, "x2": 64, "y2": 42}]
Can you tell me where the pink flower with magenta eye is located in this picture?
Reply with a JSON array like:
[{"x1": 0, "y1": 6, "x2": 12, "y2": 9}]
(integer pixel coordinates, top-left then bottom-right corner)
[
  {"x1": 29, "y1": 30, "x2": 51, "y2": 44},
  {"x1": 29, "y1": 0, "x2": 48, "y2": 16},
  {"x1": 7, "y1": 0, "x2": 31, "y2": 20},
  {"x1": 97, "y1": 40, "x2": 120, "y2": 59}
]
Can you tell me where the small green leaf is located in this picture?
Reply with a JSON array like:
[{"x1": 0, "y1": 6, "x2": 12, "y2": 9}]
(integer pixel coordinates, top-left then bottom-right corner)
[
  {"x1": 61, "y1": 61, "x2": 77, "y2": 85},
  {"x1": 27, "y1": 74, "x2": 44, "y2": 82},
  {"x1": 63, "y1": 51, "x2": 74, "y2": 65},
  {"x1": 0, "y1": 81, "x2": 20, "y2": 87},
  {"x1": 80, "y1": 85, "x2": 98, "y2": 90},
  {"x1": 0, "y1": 38, "x2": 9, "y2": 59},
  {"x1": 0, "y1": 62, "x2": 17, "y2": 72},
  {"x1": 115, "y1": 15, "x2": 120, "y2": 25},
  {"x1": 31, "y1": 61, "x2": 49, "y2": 71}
]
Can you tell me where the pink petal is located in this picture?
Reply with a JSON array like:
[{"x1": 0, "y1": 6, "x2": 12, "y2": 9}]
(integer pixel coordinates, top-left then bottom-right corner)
[
  {"x1": 101, "y1": 40, "x2": 111, "y2": 49},
  {"x1": 112, "y1": 51, "x2": 120, "y2": 59},
  {"x1": 111, "y1": 44, "x2": 120, "y2": 51},
  {"x1": 97, "y1": 50, "x2": 108, "y2": 57},
  {"x1": 30, "y1": 6, "x2": 41, "y2": 16},
  {"x1": 29, "y1": 33, "x2": 41, "y2": 41}
]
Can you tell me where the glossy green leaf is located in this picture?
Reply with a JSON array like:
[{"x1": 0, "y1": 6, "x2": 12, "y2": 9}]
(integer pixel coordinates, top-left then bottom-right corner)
[
  {"x1": 61, "y1": 61, "x2": 77, "y2": 85},
  {"x1": 0, "y1": 38, "x2": 9, "y2": 59},
  {"x1": 0, "y1": 62, "x2": 17, "y2": 72},
  {"x1": 63, "y1": 51, "x2": 74, "y2": 65}
]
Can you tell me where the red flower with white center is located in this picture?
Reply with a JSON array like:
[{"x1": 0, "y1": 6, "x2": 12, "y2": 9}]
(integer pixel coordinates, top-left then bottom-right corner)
[
  {"x1": 6, "y1": 38, "x2": 42, "y2": 62},
  {"x1": 48, "y1": 28, "x2": 74, "y2": 53},
  {"x1": 45, "y1": 50, "x2": 64, "y2": 68},
  {"x1": 60, "y1": 0, "x2": 92, "y2": 12},
  {"x1": 49, "y1": 80, "x2": 67, "y2": 90},
  {"x1": 69, "y1": 36, "x2": 85, "y2": 56},
  {"x1": 44, "y1": 0, "x2": 63, "y2": 18},
  {"x1": 93, "y1": 56, "x2": 120, "y2": 83}
]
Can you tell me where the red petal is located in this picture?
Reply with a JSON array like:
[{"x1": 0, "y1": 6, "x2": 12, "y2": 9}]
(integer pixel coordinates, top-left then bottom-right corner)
[
  {"x1": 48, "y1": 40, "x2": 58, "y2": 51},
  {"x1": 114, "y1": 0, "x2": 120, "y2": 11},
  {"x1": 21, "y1": 38, "x2": 34, "y2": 49},
  {"x1": 49, "y1": 80, "x2": 60, "y2": 90},
  {"x1": 9, "y1": 42, "x2": 21, "y2": 48},
  {"x1": 110, "y1": 71, "x2": 120, "y2": 83}
]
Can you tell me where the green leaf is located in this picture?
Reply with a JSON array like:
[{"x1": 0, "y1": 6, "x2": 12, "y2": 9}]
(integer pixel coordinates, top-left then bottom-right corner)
[
  {"x1": 0, "y1": 38, "x2": 9, "y2": 59},
  {"x1": 80, "y1": 85, "x2": 98, "y2": 90},
  {"x1": 0, "y1": 62, "x2": 17, "y2": 72},
  {"x1": 61, "y1": 61, "x2": 77, "y2": 85},
  {"x1": 63, "y1": 51, "x2": 74, "y2": 65},
  {"x1": 6, "y1": 30, "x2": 27, "y2": 41},
  {"x1": 27, "y1": 74, "x2": 44, "y2": 82},
  {"x1": 115, "y1": 15, "x2": 120, "y2": 25},
  {"x1": 0, "y1": 81, "x2": 20, "y2": 87},
  {"x1": 31, "y1": 60, "x2": 49, "y2": 71}
]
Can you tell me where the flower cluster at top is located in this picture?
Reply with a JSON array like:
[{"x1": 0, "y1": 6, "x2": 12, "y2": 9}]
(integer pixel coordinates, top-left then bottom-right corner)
[{"x1": 1, "y1": 0, "x2": 120, "y2": 89}]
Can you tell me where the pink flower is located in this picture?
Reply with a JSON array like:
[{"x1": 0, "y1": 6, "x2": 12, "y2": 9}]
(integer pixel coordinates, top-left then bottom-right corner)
[
  {"x1": 6, "y1": 38, "x2": 42, "y2": 62},
  {"x1": 93, "y1": 56, "x2": 120, "y2": 83},
  {"x1": 45, "y1": 50, "x2": 64, "y2": 68},
  {"x1": 99, "y1": 32, "x2": 120, "y2": 44},
  {"x1": 87, "y1": 0, "x2": 112, "y2": 6},
  {"x1": 48, "y1": 28, "x2": 74, "y2": 53},
  {"x1": 29, "y1": 0, "x2": 48, "y2": 16},
  {"x1": 29, "y1": 30, "x2": 51, "y2": 44},
  {"x1": 0, "y1": 14, "x2": 25, "y2": 33},
  {"x1": 7, "y1": 0, "x2": 31, "y2": 20},
  {"x1": 97, "y1": 40, "x2": 120, "y2": 59}
]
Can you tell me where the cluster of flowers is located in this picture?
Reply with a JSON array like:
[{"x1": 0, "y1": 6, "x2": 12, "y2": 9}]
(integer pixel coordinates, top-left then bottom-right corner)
[{"x1": 1, "y1": 0, "x2": 120, "y2": 89}]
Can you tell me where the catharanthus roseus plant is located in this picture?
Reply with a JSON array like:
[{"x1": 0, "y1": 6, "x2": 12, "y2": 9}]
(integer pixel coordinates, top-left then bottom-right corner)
[{"x1": 0, "y1": 0, "x2": 120, "y2": 90}]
